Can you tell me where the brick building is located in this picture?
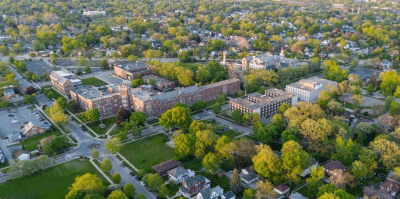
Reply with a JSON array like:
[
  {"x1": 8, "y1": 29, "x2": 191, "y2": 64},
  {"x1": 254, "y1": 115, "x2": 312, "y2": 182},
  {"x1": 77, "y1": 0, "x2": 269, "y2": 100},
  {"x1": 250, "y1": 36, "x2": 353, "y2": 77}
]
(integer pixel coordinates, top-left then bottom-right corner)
[
  {"x1": 71, "y1": 78, "x2": 240, "y2": 118},
  {"x1": 21, "y1": 122, "x2": 50, "y2": 138},
  {"x1": 142, "y1": 75, "x2": 175, "y2": 92},
  {"x1": 50, "y1": 68, "x2": 82, "y2": 96},
  {"x1": 113, "y1": 61, "x2": 151, "y2": 80},
  {"x1": 229, "y1": 88, "x2": 295, "y2": 118}
]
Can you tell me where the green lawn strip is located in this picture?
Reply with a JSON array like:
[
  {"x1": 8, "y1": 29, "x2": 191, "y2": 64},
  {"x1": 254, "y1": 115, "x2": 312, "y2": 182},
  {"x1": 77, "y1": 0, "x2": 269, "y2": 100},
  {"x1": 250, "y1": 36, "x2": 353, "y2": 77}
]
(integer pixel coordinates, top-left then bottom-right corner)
[
  {"x1": 0, "y1": 159, "x2": 109, "y2": 199},
  {"x1": 81, "y1": 77, "x2": 108, "y2": 87},
  {"x1": 197, "y1": 171, "x2": 230, "y2": 192},
  {"x1": 122, "y1": 161, "x2": 137, "y2": 175},
  {"x1": 94, "y1": 159, "x2": 113, "y2": 179},
  {"x1": 86, "y1": 117, "x2": 116, "y2": 135},
  {"x1": 147, "y1": 119, "x2": 159, "y2": 125},
  {"x1": 44, "y1": 88, "x2": 65, "y2": 100},
  {"x1": 183, "y1": 159, "x2": 203, "y2": 171},
  {"x1": 0, "y1": 162, "x2": 9, "y2": 169},
  {"x1": 166, "y1": 182, "x2": 180, "y2": 197},
  {"x1": 241, "y1": 135, "x2": 257, "y2": 141},
  {"x1": 18, "y1": 130, "x2": 63, "y2": 151},
  {"x1": 110, "y1": 125, "x2": 123, "y2": 136},
  {"x1": 219, "y1": 129, "x2": 241, "y2": 139},
  {"x1": 119, "y1": 134, "x2": 174, "y2": 173}
]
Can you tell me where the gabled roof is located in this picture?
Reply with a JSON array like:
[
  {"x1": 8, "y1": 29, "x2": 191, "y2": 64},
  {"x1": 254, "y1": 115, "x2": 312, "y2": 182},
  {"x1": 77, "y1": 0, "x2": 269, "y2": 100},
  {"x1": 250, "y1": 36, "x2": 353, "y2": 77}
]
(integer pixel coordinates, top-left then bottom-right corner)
[
  {"x1": 184, "y1": 175, "x2": 207, "y2": 187},
  {"x1": 323, "y1": 160, "x2": 347, "y2": 171},
  {"x1": 152, "y1": 159, "x2": 181, "y2": 174},
  {"x1": 223, "y1": 191, "x2": 236, "y2": 198},
  {"x1": 274, "y1": 184, "x2": 290, "y2": 192},
  {"x1": 167, "y1": 166, "x2": 187, "y2": 178}
]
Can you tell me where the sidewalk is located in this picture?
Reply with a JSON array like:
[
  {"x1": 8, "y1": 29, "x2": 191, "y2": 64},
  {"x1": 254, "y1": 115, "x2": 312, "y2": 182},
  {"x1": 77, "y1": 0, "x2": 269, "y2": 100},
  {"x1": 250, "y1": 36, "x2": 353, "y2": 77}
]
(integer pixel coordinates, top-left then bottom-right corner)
[
  {"x1": 116, "y1": 152, "x2": 139, "y2": 171},
  {"x1": 89, "y1": 159, "x2": 114, "y2": 184},
  {"x1": 66, "y1": 109, "x2": 99, "y2": 137}
]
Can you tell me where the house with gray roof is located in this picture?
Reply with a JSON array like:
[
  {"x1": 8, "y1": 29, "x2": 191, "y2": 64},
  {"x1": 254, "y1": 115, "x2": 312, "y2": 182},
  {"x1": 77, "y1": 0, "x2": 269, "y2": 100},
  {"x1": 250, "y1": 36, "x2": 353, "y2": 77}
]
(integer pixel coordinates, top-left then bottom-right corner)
[
  {"x1": 222, "y1": 191, "x2": 236, "y2": 199},
  {"x1": 167, "y1": 166, "x2": 195, "y2": 184},
  {"x1": 179, "y1": 175, "x2": 210, "y2": 198},
  {"x1": 196, "y1": 186, "x2": 223, "y2": 199},
  {"x1": 290, "y1": 192, "x2": 309, "y2": 199}
]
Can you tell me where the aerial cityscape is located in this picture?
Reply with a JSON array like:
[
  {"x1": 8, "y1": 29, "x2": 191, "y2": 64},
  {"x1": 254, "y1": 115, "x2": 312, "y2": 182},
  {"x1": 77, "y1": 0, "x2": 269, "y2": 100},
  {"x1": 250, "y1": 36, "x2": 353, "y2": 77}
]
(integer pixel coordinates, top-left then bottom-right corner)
[{"x1": 0, "y1": 0, "x2": 400, "y2": 198}]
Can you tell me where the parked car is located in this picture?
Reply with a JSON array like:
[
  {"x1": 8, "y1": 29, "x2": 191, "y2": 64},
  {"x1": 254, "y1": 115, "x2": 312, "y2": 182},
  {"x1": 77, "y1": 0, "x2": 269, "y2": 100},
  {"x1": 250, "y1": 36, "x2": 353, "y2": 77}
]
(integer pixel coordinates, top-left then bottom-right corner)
[
  {"x1": 140, "y1": 181, "x2": 146, "y2": 186},
  {"x1": 121, "y1": 163, "x2": 125, "y2": 167},
  {"x1": 12, "y1": 119, "x2": 19, "y2": 124},
  {"x1": 129, "y1": 172, "x2": 135, "y2": 176},
  {"x1": 8, "y1": 114, "x2": 14, "y2": 117}
]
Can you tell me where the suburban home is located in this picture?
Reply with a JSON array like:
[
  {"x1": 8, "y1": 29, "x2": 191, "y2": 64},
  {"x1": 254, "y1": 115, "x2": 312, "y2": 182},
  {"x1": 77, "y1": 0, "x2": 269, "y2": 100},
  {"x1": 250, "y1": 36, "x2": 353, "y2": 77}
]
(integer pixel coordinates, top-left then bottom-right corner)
[
  {"x1": 240, "y1": 168, "x2": 259, "y2": 184},
  {"x1": 221, "y1": 191, "x2": 236, "y2": 199},
  {"x1": 21, "y1": 122, "x2": 50, "y2": 138},
  {"x1": 38, "y1": 135, "x2": 55, "y2": 151},
  {"x1": 179, "y1": 175, "x2": 210, "y2": 198},
  {"x1": 378, "y1": 170, "x2": 400, "y2": 197},
  {"x1": 323, "y1": 160, "x2": 348, "y2": 183},
  {"x1": 289, "y1": 192, "x2": 309, "y2": 199},
  {"x1": 153, "y1": 159, "x2": 181, "y2": 176},
  {"x1": 363, "y1": 187, "x2": 392, "y2": 199},
  {"x1": 167, "y1": 166, "x2": 195, "y2": 184},
  {"x1": 15, "y1": 150, "x2": 30, "y2": 161},
  {"x1": 196, "y1": 186, "x2": 223, "y2": 199},
  {"x1": 274, "y1": 184, "x2": 290, "y2": 195},
  {"x1": 301, "y1": 159, "x2": 319, "y2": 177}
]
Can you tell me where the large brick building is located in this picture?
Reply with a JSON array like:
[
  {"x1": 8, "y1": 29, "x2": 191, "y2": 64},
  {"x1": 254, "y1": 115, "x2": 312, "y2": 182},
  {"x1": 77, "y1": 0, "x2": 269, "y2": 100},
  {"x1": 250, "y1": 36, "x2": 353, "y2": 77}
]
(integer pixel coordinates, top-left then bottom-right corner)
[
  {"x1": 229, "y1": 88, "x2": 295, "y2": 118},
  {"x1": 113, "y1": 61, "x2": 151, "y2": 80},
  {"x1": 143, "y1": 75, "x2": 175, "y2": 92},
  {"x1": 49, "y1": 69, "x2": 82, "y2": 96},
  {"x1": 71, "y1": 78, "x2": 240, "y2": 118}
]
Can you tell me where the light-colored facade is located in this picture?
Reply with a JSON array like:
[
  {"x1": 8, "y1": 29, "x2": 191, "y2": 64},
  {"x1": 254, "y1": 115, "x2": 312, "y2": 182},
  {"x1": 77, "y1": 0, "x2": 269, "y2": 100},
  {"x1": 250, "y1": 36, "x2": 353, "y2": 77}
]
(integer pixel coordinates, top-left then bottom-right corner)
[
  {"x1": 242, "y1": 53, "x2": 299, "y2": 70},
  {"x1": 286, "y1": 77, "x2": 337, "y2": 104},
  {"x1": 229, "y1": 88, "x2": 295, "y2": 118},
  {"x1": 168, "y1": 166, "x2": 195, "y2": 184},
  {"x1": 50, "y1": 69, "x2": 82, "y2": 96},
  {"x1": 21, "y1": 122, "x2": 50, "y2": 138}
]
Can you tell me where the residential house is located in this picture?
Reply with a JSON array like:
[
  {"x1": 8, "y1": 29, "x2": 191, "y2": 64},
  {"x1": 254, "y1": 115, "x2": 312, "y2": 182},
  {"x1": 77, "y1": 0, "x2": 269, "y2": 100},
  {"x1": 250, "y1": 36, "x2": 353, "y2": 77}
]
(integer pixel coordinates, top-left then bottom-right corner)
[
  {"x1": 289, "y1": 192, "x2": 309, "y2": 199},
  {"x1": 197, "y1": 186, "x2": 224, "y2": 199},
  {"x1": 167, "y1": 166, "x2": 195, "y2": 184},
  {"x1": 363, "y1": 186, "x2": 393, "y2": 199},
  {"x1": 379, "y1": 170, "x2": 400, "y2": 197},
  {"x1": 323, "y1": 160, "x2": 348, "y2": 183},
  {"x1": 0, "y1": 150, "x2": 5, "y2": 164},
  {"x1": 222, "y1": 191, "x2": 236, "y2": 199},
  {"x1": 274, "y1": 184, "x2": 290, "y2": 195},
  {"x1": 380, "y1": 60, "x2": 392, "y2": 71},
  {"x1": 21, "y1": 122, "x2": 50, "y2": 138},
  {"x1": 15, "y1": 150, "x2": 30, "y2": 161},
  {"x1": 153, "y1": 159, "x2": 181, "y2": 176},
  {"x1": 240, "y1": 168, "x2": 259, "y2": 184},
  {"x1": 301, "y1": 159, "x2": 319, "y2": 177},
  {"x1": 179, "y1": 175, "x2": 210, "y2": 198}
]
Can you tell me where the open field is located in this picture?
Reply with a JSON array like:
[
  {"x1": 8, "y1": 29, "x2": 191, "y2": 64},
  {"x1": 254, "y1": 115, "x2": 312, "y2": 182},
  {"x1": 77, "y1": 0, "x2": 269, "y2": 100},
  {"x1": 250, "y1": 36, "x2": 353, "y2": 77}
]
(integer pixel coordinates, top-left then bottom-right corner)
[
  {"x1": 120, "y1": 134, "x2": 174, "y2": 173},
  {"x1": 0, "y1": 159, "x2": 109, "y2": 199}
]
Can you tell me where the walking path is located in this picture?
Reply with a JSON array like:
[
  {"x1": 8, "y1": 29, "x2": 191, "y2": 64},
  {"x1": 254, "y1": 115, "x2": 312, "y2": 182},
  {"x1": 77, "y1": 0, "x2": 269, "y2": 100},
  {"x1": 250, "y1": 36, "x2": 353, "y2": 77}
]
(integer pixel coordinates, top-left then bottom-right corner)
[
  {"x1": 116, "y1": 152, "x2": 138, "y2": 171},
  {"x1": 89, "y1": 159, "x2": 114, "y2": 184},
  {"x1": 105, "y1": 123, "x2": 117, "y2": 137},
  {"x1": 66, "y1": 109, "x2": 99, "y2": 137}
]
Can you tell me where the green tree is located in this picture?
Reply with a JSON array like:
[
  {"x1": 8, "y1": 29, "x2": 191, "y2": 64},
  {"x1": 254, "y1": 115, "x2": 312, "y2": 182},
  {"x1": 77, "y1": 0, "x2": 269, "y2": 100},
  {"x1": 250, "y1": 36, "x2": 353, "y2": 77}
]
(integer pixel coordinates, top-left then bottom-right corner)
[
  {"x1": 56, "y1": 97, "x2": 68, "y2": 109},
  {"x1": 131, "y1": 79, "x2": 145, "y2": 87},
  {"x1": 145, "y1": 174, "x2": 163, "y2": 192},
  {"x1": 389, "y1": 101, "x2": 400, "y2": 116},
  {"x1": 211, "y1": 102, "x2": 222, "y2": 114},
  {"x1": 174, "y1": 133, "x2": 195, "y2": 160},
  {"x1": 323, "y1": 60, "x2": 348, "y2": 82},
  {"x1": 231, "y1": 109, "x2": 242, "y2": 123},
  {"x1": 24, "y1": 95, "x2": 36, "y2": 104},
  {"x1": 350, "y1": 161, "x2": 368, "y2": 181},
  {"x1": 66, "y1": 173, "x2": 105, "y2": 198},
  {"x1": 271, "y1": 114, "x2": 285, "y2": 133},
  {"x1": 256, "y1": 180, "x2": 276, "y2": 199},
  {"x1": 100, "y1": 158, "x2": 112, "y2": 173},
  {"x1": 159, "y1": 106, "x2": 192, "y2": 130},
  {"x1": 123, "y1": 183, "x2": 135, "y2": 196},
  {"x1": 252, "y1": 144, "x2": 282, "y2": 184},
  {"x1": 105, "y1": 137, "x2": 122, "y2": 154},
  {"x1": 136, "y1": 194, "x2": 146, "y2": 199},
  {"x1": 100, "y1": 58, "x2": 108, "y2": 70},
  {"x1": 92, "y1": 149, "x2": 99, "y2": 160},
  {"x1": 192, "y1": 101, "x2": 206, "y2": 111},
  {"x1": 306, "y1": 166, "x2": 325, "y2": 193},
  {"x1": 281, "y1": 141, "x2": 312, "y2": 184},
  {"x1": 243, "y1": 189, "x2": 256, "y2": 199},
  {"x1": 107, "y1": 190, "x2": 128, "y2": 199},
  {"x1": 257, "y1": 125, "x2": 276, "y2": 144},
  {"x1": 230, "y1": 169, "x2": 241, "y2": 192},
  {"x1": 332, "y1": 137, "x2": 358, "y2": 166},
  {"x1": 130, "y1": 111, "x2": 147, "y2": 126},
  {"x1": 202, "y1": 152, "x2": 221, "y2": 174},
  {"x1": 84, "y1": 65, "x2": 91, "y2": 73},
  {"x1": 111, "y1": 173, "x2": 121, "y2": 184},
  {"x1": 380, "y1": 71, "x2": 400, "y2": 96},
  {"x1": 84, "y1": 108, "x2": 100, "y2": 123},
  {"x1": 41, "y1": 137, "x2": 54, "y2": 155},
  {"x1": 277, "y1": 103, "x2": 292, "y2": 114}
]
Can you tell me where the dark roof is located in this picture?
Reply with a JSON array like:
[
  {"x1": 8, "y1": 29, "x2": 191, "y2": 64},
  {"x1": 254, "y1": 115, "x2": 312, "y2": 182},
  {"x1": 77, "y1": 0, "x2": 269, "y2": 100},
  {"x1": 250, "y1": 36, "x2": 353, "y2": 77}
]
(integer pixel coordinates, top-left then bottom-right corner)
[
  {"x1": 387, "y1": 170, "x2": 400, "y2": 182},
  {"x1": 223, "y1": 191, "x2": 236, "y2": 199},
  {"x1": 241, "y1": 173, "x2": 258, "y2": 181},
  {"x1": 199, "y1": 187, "x2": 211, "y2": 199},
  {"x1": 184, "y1": 175, "x2": 207, "y2": 187},
  {"x1": 380, "y1": 179, "x2": 400, "y2": 193},
  {"x1": 179, "y1": 185, "x2": 189, "y2": 194},
  {"x1": 323, "y1": 161, "x2": 347, "y2": 171},
  {"x1": 274, "y1": 184, "x2": 290, "y2": 192},
  {"x1": 363, "y1": 187, "x2": 392, "y2": 199},
  {"x1": 152, "y1": 159, "x2": 181, "y2": 174},
  {"x1": 167, "y1": 166, "x2": 187, "y2": 178}
]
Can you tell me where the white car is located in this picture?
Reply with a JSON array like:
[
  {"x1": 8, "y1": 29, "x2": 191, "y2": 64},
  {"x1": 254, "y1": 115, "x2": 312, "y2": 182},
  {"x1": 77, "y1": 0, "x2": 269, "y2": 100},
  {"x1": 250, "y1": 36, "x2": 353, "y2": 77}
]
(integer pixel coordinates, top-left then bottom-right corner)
[
  {"x1": 140, "y1": 181, "x2": 146, "y2": 186},
  {"x1": 11, "y1": 119, "x2": 19, "y2": 124}
]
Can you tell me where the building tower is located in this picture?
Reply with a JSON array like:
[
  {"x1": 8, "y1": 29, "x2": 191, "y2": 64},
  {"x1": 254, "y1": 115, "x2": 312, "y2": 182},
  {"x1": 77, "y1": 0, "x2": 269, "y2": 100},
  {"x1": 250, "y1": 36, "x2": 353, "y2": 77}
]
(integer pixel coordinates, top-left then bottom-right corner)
[{"x1": 119, "y1": 83, "x2": 132, "y2": 111}]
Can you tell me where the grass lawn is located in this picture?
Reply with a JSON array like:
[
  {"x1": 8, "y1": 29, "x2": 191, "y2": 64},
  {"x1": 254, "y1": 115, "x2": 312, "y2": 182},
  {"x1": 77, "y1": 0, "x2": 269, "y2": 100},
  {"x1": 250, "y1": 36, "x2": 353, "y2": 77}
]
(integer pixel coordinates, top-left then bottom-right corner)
[
  {"x1": 19, "y1": 130, "x2": 63, "y2": 151},
  {"x1": 184, "y1": 159, "x2": 203, "y2": 171},
  {"x1": 110, "y1": 125, "x2": 123, "y2": 136},
  {"x1": 0, "y1": 162, "x2": 9, "y2": 169},
  {"x1": 198, "y1": 171, "x2": 230, "y2": 192},
  {"x1": 81, "y1": 77, "x2": 108, "y2": 87},
  {"x1": 86, "y1": 117, "x2": 116, "y2": 135},
  {"x1": 242, "y1": 135, "x2": 257, "y2": 141},
  {"x1": 44, "y1": 88, "x2": 65, "y2": 100},
  {"x1": 219, "y1": 129, "x2": 241, "y2": 139},
  {"x1": 297, "y1": 184, "x2": 321, "y2": 198},
  {"x1": 166, "y1": 182, "x2": 180, "y2": 197},
  {"x1": 119, "y1": 134, "x2": 173, "y2": 173},
  {"x1": 0, "y1": 159, "x2": 109, "y2": 199}
]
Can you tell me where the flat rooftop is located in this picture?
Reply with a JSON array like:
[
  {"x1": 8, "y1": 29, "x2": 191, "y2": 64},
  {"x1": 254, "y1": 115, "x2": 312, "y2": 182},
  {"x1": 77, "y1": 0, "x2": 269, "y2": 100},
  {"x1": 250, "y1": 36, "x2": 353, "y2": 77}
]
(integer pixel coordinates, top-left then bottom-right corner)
[
  {"x1": 143, "y1": 75, "x2": 173, "y2": 84},
  {"x1": 114, "y1": 61, "x2": 149, "y2": 72},
  {"x1": 287, "y1": 77, "x2": 337, "y2": 91},
  {"x1": 231, "y1": 89, "x2": 293, "y2": 110}
]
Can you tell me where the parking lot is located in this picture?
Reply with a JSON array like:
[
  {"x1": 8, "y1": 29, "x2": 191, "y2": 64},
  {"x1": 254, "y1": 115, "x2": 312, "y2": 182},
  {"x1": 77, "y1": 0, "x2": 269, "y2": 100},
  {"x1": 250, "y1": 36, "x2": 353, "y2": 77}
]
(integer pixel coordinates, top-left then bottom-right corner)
[
  {"x1": 0, "y1": 106, "x2": 48, "y2": 138},
  {"x1": 24, "y1": 60, "x2": 53, "y2": 76}
]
